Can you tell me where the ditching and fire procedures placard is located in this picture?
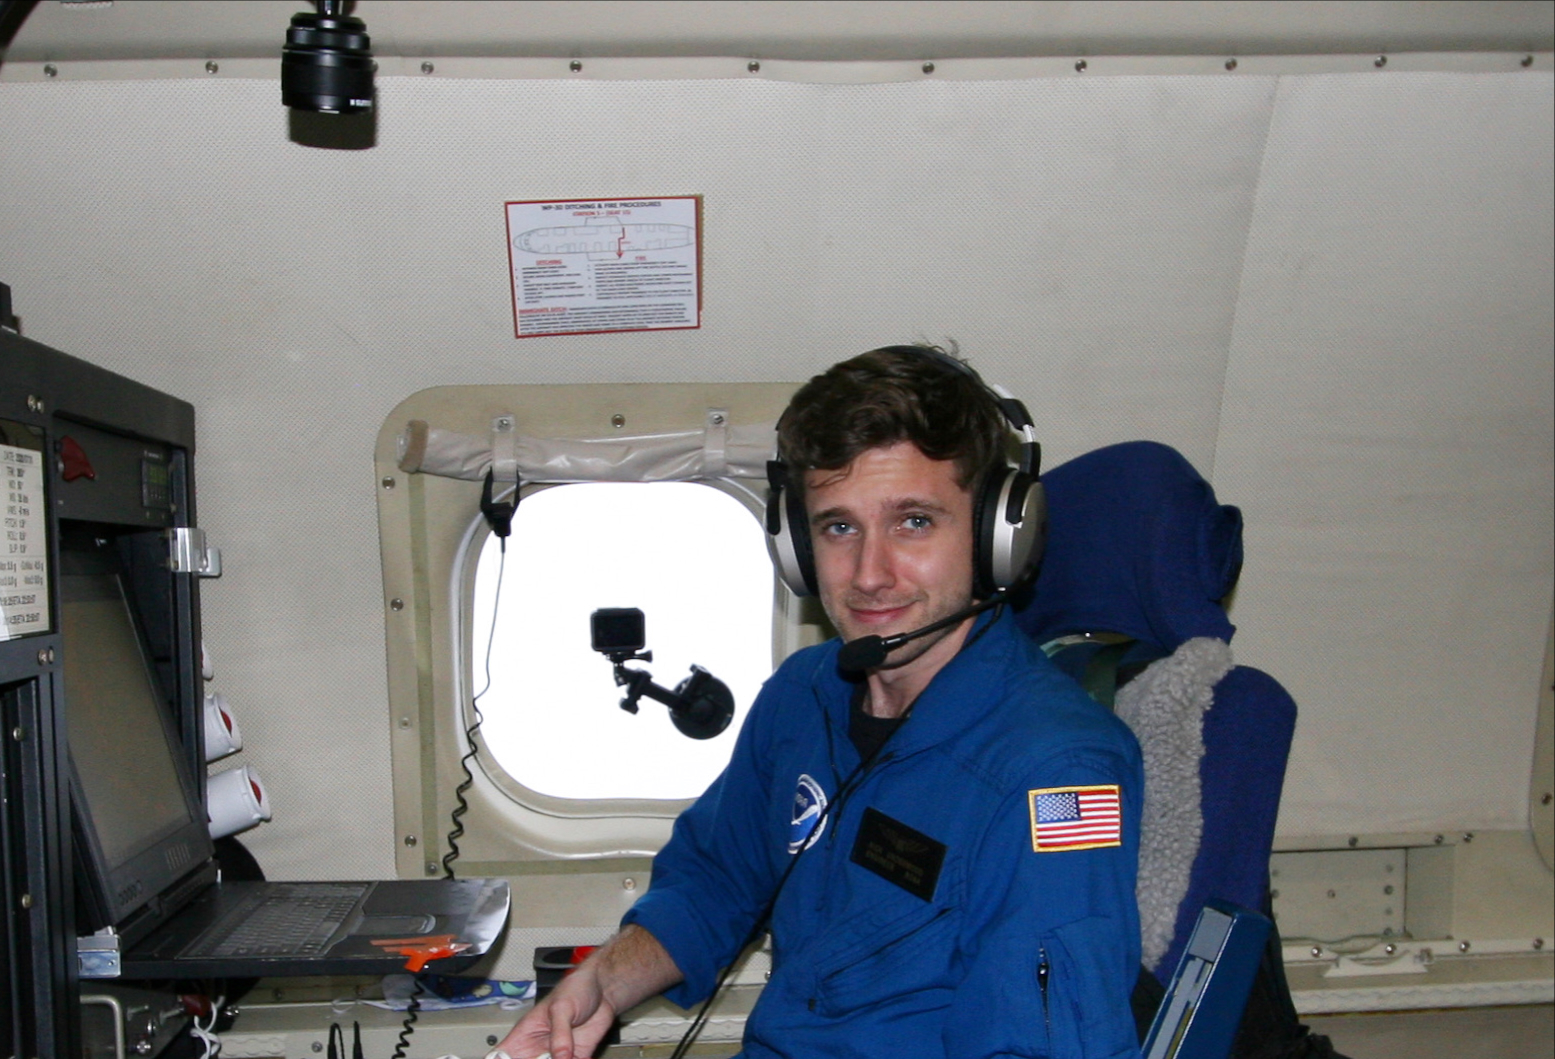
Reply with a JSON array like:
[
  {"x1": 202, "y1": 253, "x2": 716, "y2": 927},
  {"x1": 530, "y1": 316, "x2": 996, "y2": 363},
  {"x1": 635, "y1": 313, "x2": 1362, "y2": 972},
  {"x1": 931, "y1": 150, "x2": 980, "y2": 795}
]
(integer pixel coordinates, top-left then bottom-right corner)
[{"x1": 505, "y1": 196, "x2": 702, "y2": 338}]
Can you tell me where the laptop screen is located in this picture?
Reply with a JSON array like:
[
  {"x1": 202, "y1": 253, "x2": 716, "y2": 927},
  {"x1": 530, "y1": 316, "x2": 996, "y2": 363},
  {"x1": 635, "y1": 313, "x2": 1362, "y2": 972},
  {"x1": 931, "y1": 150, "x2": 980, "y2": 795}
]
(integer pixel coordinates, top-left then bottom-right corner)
[
  {"x1": 59, "y1": 547, "x2": 212, "y2": 934},
  {"x1": 61, "y1": 572, "x2": 190, "y2": 861}
]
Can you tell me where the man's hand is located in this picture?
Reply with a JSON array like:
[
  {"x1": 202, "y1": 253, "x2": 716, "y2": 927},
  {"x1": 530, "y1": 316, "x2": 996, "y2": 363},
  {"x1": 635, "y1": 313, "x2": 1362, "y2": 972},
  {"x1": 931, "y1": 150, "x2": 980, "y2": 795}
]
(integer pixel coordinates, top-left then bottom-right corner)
[
  {"x1": 495, "y1": 962, "x2": 616, "y2": 1059},
  {"x1": 492, "y1": 924, "x2": 683, "y2": 1059}
]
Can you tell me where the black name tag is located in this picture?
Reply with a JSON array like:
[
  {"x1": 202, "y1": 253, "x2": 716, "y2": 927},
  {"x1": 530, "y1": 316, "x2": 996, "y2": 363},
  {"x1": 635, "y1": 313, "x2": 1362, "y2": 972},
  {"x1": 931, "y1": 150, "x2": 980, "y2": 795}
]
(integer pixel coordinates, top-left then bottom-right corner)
[{"x1": 850, "y1": 807, "x2": 946, "y2": 902}]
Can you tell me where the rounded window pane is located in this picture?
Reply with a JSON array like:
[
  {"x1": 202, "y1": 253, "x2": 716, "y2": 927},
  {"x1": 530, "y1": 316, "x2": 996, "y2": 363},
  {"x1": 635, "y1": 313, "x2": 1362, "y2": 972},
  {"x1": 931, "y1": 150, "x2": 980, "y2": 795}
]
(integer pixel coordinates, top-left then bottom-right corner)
[{"x1": 471, "y1": 482, "x2": 773, "y2": 801}]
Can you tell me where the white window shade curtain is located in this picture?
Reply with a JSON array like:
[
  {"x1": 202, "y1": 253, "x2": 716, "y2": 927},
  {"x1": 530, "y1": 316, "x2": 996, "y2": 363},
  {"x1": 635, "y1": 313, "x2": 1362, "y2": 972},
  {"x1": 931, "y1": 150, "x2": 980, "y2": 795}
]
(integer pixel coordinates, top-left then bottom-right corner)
[{"x1": 394, "y1": 417, "x2": 777, "y2": 484}]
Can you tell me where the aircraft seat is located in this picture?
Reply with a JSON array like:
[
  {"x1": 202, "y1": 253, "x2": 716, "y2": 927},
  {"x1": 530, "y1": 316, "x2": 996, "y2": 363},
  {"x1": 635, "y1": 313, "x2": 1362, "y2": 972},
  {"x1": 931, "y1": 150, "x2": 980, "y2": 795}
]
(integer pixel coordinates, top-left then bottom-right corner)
[{"x1": 1012, "y1": 439, "x2": 1298, "y2": 985}]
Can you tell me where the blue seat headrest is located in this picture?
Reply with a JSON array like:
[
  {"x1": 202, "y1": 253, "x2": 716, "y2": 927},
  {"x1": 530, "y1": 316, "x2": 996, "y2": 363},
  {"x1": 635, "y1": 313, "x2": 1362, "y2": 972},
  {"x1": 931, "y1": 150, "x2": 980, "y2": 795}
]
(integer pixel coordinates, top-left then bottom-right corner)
[{"x1": 1015, "y1": 440, "x2": 1243, "y2": 651}]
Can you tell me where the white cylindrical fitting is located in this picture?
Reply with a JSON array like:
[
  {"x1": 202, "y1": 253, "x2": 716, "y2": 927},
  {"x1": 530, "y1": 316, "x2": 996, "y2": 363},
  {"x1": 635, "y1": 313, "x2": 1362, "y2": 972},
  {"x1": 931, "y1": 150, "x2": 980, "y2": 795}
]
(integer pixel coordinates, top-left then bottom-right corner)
[
  {"x1": 207, "y1": 765, "x2": 272, "y2": 839},
  {"x1": 203, "y1": 691, "x2": 243, "y2": 761}
]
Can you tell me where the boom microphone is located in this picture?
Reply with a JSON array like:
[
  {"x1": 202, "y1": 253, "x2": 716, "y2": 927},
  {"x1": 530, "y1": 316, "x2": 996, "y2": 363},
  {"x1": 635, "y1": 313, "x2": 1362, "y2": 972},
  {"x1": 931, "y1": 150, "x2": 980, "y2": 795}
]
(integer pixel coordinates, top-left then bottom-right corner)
[{"x1": 837, "y1": 593, "x2": 1007, "y2": 672}]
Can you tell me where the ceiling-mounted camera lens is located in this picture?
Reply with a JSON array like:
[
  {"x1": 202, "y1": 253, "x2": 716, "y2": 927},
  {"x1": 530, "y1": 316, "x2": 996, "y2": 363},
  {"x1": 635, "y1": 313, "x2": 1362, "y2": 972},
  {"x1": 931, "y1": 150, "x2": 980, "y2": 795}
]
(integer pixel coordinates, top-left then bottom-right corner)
[{"x1": 281, "y1": 2, "x2": 374, "y2": 114}]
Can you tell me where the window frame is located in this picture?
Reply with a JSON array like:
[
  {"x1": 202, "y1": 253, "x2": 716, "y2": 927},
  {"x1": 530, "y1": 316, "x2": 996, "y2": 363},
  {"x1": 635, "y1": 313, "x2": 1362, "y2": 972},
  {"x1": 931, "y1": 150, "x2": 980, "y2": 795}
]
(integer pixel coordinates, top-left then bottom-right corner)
[{"x1": 376, "y1": 382, "x2": 827, "y2": 877}]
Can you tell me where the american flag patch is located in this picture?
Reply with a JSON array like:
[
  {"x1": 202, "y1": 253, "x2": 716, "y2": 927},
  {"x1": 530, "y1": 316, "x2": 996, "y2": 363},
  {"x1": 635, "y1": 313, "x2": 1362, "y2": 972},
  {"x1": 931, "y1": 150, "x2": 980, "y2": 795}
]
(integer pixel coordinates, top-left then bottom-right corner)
[{"x1": 1028, "y1": 785, "x2": 1123, "y2": 852}]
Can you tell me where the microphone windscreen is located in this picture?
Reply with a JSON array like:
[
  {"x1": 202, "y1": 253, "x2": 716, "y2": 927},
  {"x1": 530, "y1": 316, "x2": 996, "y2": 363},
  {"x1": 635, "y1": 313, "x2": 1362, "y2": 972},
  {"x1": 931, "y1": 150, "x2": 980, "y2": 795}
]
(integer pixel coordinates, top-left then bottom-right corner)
[{"x1": 838, "y1": 635, "x2": 888, "y2": 671}]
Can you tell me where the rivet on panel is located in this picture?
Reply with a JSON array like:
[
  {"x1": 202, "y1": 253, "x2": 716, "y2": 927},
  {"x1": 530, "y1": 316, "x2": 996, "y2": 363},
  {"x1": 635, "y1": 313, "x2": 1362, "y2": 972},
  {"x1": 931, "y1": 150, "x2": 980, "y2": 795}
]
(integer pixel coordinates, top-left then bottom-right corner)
[
  {"x1": 611, "y1": 414, "x2": 626, "y2": 429},
  {"x1": 1326, "y1": 889, "x2": 1336, "y2": 899},
  {"x1": 1458, "y1": 940, "x2": 1471, "y2": 952},
  {"x1": 20, "y1": 893, "x2": 32, "y2": 909},
  {"x1": 1535, "y1": 938, "x2": 1545, "y2": 950},
  {"x1": 1542, "y1": 792, "x2": 1552, "y2": 805},
  {"x1": 570, "y1": 60, "x2": 583, "y2": 72},
  {"x1": 1224, "y1": 58, "x2": 1238, "y2": 71},
  {"x1": 1374, "y1": 55, "x2": 1388, "y2": 68},
  {"x1": 1074, "y1": 59, "x2": 1088, "y2": 73},
  {"x1": 10, "y1": 727, "x2": 23, "y2": 741},
  {"x1": 1383, "y1": 884, "x2": 1394, "y2": 895},
  {"x1": 390, "y1": 598, "x2": 405, "y2": 611},
  {"x1": 1270, "y1": 888, "x2": 1280, "y2": 900},
  {"x1": 1384, "y1": 943, "x2": 1397, "y2": 955},
  {"x1": 1347, "y1": 836, "x2": 1358, "y2": 847},
  {"x1": 311, "y1": 1042, "x2": 324, "y2": 1054},
  {"x1": 44, "y1": 64, "x2": 57, "y2": 78},
  {"x1": 421, "y1": 61, "x2": 434, "y2": 74},
  {"x1": 1434, "y1": 834, "x2": 1444, "y2": 845},
  {"x1": 1522, "y1": 55, "x2": 1535, "y2": 68},
  {"x1": 26, "y1": 395, "x2": 43, "y2": 412},
  {"x1": 922, "y1": 62, "x2": 935, "y2": 74},
  {"x1": 382, "y1": 477, "x2": 395, "y2": 489},
  {"x1": 747, "y1": 61, "x2": 760, "y2": 73},
  {"x1": 398, "y1": 716, "x2": 411, "y2": 729},
  {"x1": 622, "y1": 877, "x2": 637, "y2": 891},
  {"x1": 404, "y1": 834, "x2": 418, "y2": 847},
  {"x1": 205, "y1": 61, "x2": 219, "y2": 75},
  {"x1": 425, "y1": 861, "x2": 438, "y2": 875},
  {"x1": 1463, "y1": 832, "x2": 1474, "y2": 843},
  {"x1": 1310, "y1": 945, "x2": 1323, "y2": 958}
]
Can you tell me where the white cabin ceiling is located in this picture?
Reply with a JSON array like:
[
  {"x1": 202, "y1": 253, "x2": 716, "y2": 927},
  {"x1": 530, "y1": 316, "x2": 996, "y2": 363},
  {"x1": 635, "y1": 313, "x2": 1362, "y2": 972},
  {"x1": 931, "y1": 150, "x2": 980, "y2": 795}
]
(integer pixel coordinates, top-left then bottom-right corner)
[{"x1": 3, "y1": 0, "x2": 1552, "y2": 64}]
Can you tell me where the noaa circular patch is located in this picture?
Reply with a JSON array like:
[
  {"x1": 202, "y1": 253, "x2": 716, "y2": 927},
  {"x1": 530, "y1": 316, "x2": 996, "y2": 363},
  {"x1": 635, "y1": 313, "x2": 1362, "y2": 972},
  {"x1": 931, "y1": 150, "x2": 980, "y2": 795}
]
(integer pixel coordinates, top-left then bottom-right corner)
[{"x1": 789, "y1": 773, "x2": 828, "y2": 854}]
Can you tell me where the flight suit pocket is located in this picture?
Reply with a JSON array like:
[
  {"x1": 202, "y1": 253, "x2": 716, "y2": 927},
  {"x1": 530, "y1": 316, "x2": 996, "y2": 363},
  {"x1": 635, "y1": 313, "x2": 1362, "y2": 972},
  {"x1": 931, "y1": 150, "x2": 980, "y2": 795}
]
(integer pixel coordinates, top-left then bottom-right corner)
[
  {"x1": 1039, "y1": 916, "x2": 1138, "y2": 1059},
  {"x1": 814, "y1": 903, "x2": 959, "y2": 1018}
]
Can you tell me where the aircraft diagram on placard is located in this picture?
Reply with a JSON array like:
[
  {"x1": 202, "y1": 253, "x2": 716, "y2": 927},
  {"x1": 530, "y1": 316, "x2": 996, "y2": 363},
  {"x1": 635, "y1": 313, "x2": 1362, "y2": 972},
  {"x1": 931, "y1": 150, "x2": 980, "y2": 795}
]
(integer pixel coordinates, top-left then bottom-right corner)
[{"x1": 513, "y1": 222, "x2": 694, "y2": 260}]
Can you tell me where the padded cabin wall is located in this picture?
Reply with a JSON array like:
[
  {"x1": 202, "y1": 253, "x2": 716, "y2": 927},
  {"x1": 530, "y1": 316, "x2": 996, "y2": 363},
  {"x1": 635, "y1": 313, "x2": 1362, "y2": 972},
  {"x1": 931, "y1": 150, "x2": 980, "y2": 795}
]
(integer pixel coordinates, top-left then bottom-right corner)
[{"x1": 0, "y1": 70, "x2": 1549, "y2": 881}]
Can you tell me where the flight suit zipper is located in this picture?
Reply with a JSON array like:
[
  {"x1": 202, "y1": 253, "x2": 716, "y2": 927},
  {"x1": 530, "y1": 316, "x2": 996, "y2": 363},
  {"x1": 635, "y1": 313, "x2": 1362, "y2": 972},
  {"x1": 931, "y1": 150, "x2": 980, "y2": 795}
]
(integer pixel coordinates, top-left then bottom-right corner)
[{"x1": 1037, "y1": 946, "x2": 1052, "y2": 1044}]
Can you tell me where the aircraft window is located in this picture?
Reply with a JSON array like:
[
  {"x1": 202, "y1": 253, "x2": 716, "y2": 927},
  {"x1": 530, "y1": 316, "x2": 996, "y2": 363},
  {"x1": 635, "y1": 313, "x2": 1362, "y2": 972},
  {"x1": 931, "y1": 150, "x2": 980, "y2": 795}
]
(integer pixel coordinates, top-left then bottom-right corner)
[
  {"x1": 377, "y1": 381, "x2": 813, "y2": 871},
  {"x1": 469, "y1": 481, "x2": 773, "y2": 801}
]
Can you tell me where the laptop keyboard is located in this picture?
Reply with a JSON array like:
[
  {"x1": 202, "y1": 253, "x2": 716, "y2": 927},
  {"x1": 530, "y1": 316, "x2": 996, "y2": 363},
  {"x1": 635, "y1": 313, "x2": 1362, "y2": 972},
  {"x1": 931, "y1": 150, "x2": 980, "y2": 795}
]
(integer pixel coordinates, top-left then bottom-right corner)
[{"x1": 185, "y1": 882, "x2": 370, "y2": 958}]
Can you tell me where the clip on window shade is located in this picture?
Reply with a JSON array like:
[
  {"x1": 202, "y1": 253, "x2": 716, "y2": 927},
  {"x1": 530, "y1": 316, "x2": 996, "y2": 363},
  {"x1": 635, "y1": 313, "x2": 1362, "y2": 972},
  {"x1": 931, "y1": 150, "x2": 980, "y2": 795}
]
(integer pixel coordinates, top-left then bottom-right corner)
[{"x1": 395, "y1": 417, "x2": 776, "y2": 484}]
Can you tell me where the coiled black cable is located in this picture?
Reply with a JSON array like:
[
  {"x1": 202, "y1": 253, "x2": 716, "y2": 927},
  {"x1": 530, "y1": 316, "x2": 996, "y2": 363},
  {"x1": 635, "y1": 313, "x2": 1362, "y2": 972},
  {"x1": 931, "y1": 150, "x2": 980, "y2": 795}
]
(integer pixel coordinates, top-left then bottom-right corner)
[
  {"x1": 443, "y1": 542, "x2": 505, "y2": 879},
  {"x1": 389, "y1": 977, "x2": 424, "y2": 1059}
]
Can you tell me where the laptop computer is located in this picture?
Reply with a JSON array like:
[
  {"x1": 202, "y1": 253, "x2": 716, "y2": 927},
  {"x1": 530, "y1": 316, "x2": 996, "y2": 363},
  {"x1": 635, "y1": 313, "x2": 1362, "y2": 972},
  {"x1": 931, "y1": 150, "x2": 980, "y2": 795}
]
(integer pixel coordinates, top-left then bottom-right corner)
[{"x1": 60, "y1": 546, "x2": 509, "y2": 979}]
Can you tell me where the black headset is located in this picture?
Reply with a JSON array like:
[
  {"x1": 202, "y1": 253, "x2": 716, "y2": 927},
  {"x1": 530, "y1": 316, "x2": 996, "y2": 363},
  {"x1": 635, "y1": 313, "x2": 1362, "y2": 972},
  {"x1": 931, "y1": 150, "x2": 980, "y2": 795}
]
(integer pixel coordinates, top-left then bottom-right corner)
[{"x1": 765, "y1": 346, "x2": 1046, "y2": 600}]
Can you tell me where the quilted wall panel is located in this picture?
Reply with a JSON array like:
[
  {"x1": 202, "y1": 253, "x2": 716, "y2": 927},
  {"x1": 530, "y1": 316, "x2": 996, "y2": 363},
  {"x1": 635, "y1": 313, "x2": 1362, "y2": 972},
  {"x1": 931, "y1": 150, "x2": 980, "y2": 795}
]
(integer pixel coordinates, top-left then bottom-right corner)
[{"x1": 0, "y1": 70, "x2": 1548, "y2": 876}]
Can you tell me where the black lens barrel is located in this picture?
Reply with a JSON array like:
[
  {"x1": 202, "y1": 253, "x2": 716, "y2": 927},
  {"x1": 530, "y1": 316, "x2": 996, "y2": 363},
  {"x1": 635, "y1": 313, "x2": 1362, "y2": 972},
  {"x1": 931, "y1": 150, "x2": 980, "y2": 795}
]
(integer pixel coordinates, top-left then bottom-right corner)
[{"x1": 282, "y1": 10, "x2": 374, "y2": 114}]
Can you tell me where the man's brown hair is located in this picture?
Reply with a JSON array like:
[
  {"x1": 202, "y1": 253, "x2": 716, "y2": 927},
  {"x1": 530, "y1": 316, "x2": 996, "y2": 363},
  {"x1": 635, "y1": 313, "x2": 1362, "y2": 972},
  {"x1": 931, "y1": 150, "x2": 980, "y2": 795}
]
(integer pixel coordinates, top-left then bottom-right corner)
[{"x1": 777, "y1": 344, "x2": 1008, "y2": 496}]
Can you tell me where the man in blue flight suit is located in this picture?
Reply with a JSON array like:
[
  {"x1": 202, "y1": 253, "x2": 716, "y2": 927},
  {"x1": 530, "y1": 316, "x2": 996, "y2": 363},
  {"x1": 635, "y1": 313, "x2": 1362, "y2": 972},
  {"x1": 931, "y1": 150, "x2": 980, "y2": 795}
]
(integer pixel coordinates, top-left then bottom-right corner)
[{"x1": 496, "y1": 346, "x2": 1143, "y2": 1059}]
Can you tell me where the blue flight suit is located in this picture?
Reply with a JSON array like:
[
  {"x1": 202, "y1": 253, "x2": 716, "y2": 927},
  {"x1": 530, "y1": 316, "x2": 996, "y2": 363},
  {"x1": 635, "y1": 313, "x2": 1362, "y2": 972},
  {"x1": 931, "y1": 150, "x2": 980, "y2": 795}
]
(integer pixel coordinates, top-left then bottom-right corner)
[{"x1": 624, "y1": 610, "x2": 1143, "y2": 1058}]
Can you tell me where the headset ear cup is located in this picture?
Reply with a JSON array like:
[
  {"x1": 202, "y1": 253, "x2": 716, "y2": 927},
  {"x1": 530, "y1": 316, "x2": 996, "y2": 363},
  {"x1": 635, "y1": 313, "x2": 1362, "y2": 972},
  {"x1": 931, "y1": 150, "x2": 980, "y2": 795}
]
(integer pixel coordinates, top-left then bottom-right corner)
[
  {"x1": 765, "y1": 476, "x2": 818, "y2": 597},
  {"x1": 785, "y1": 478, "x2": 818, "y2": 596},
  {"x1": 973, "y1": 468, "x2": 1011, "y2": 597},
  {"x1": 975, "y1": 470, "x2": 1046, "y2": 594},
  {"x1": 1009, "y1": 474, "x2": 1046, "y2": 586}
]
